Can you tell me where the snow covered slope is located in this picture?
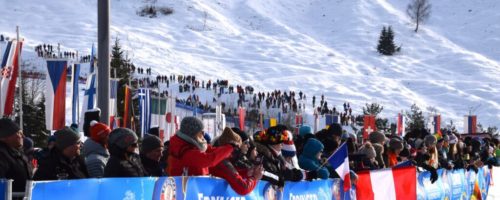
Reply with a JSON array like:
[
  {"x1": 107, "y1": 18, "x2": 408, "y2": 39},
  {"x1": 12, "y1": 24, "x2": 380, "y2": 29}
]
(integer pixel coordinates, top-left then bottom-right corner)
[{"x1": 1, "y1": 0, "x2": 499, "y2": 130}]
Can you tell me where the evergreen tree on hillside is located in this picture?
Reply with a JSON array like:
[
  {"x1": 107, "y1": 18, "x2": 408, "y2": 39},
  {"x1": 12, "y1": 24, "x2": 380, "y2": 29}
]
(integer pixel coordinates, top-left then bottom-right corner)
[
  {"x1": 110, "y1": 38, "x2": 132, "y2": 126},
  {"x1": 376, "y1": 26, "x2": 397, "y2": 55},
  {"x1": 405, "y1": 104, "x2": 426, "y2": 133}
]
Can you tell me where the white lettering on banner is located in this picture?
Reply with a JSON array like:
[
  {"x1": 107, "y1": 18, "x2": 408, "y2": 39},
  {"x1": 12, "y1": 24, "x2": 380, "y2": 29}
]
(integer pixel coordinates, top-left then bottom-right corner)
[
  {"x1": 289, "y1": 193, "x2": 318, "y2": 200},
  {"x1": 197, "y1": 193, "x2": 246, "y2": 200}
]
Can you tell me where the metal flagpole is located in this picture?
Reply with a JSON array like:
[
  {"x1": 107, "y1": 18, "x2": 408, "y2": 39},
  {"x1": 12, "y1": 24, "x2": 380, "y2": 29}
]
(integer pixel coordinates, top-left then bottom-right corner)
[
  {"x1": 98, "y1": 0, "x2": 110, "y2": 125},
  {"x1": 17, "y1": 26, "x2": 23, "y2": 128}
]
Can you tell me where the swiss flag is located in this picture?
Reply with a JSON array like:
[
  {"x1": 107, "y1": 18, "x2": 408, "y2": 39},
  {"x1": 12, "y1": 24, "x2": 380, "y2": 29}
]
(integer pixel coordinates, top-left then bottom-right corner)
[
  {"x1": 356, "y1": 167, "x2": 417, "y2": 200},
  {"x1": 363, "y1": 115, "x2": 377, "y2": 140}
]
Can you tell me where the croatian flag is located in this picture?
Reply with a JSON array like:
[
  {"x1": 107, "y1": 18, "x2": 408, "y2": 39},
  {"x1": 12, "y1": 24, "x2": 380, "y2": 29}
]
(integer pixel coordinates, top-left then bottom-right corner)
[
  {"x1": 356, "y1": 167, "x2": 417, "y2": 200},
  {"x1": 138, "y1": 88, "x2": 151, "y2": 137},
  {"x1": 71, "y1": 63, "x2": 81, "y2": 125},
  {"x1": 396, "y1": 113, "x2": 405, "y2": 137},
  {"x1": 327, "y1": 142, "x2": 350, "y2": 191},
  {"x1": 363, "y1": 115, "x2": 377, "y2": 140},
  {"x1": 166, "y1": 96, "x2": 178, "y2": 141},
  {"x1": 45, "y1": 60, "x2": 68, "y2": 130},
  {"x1": 0, "y1": 40, "x2": 22, "y2": 117},
  {"x1": 464, "y1": 115, "x2": 477, "y2": 134},
  {"x1": 79, "y1": 72, "x2": 97, "y2": 130}
]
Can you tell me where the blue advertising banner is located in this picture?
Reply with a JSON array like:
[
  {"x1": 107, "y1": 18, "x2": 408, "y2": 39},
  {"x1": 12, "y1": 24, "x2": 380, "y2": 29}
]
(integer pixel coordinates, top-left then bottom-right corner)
[
  {"x1": 446, "y1": 169, "x2": 467, "y2": 200},
  {"x1": 184, "y1": 176, "x2": 269, "y2": 200},
  {"x1": 0, "y1": 179, "x2": 8, "y2": 200},
  {"x1": 152, "y1": 176, "x2": 185, "y2": 200},
  {"x1": 282, "y1": 179, "x2": 333, "y2": 200},
  {"x1": 418, "y1": 170, "x2": 446, "y2": 200},
  {"x1": 31, "y1": 177, "x2": 157, "y2": 200}
]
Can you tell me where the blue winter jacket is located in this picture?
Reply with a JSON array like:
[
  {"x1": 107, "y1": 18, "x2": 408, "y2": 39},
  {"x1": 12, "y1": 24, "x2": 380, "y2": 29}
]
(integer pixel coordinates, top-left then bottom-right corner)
[{"x1": 298, "y1": 138, "x2": 330, "y2": 179}]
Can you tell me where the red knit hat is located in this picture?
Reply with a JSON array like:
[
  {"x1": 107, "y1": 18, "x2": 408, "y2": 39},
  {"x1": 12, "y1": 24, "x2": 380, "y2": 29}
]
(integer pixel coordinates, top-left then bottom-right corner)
[{"x1": 90, "y1": 120, "x2": 111, "y2": 144}]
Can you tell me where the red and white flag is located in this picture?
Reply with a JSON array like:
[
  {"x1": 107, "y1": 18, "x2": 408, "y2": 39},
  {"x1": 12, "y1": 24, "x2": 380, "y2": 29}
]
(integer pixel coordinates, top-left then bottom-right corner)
[
  {"x1": 238, "y1": 107, "x2": 245, "y2": 131},
  {"x1": 396, "y1": 113, "x2": 405, "y2": 137},
  {"x1": 45, "y1": 60, "x2": 68, "y2": 130},
  {"x1": 0, "y1": 39, "x2": 22, "y2": 117},
  {"x1": 356, "y1": 167, "x2": 417, "y2": 200},
  {"x1": 363, "y1": 115, "x2": 377, "y2": 140}
]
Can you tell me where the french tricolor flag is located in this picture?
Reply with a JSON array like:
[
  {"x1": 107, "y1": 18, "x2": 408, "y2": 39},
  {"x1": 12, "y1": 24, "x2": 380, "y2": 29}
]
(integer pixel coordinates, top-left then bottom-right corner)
[
  {"x1": 45, "y1": 60, "x2": 68, "y2": 130},
  {"x1": 356, "y1": 167, "x2": 417, "y2": 200},
  {"x1": 464, "y1": 115, "x2": 477, "y2": 134},
  {"x1": 327, "y1": 142, "x2": 351, "y2": 191}
]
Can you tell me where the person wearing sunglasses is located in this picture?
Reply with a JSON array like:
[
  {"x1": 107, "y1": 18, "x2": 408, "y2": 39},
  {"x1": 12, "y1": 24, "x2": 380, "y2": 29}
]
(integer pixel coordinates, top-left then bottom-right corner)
[
  {"x1": 34, "y1": 127, "x2": 88, "y2": 180},
  {"x1": 104, "y1": 128, "x2": 146, "y2": 177}
]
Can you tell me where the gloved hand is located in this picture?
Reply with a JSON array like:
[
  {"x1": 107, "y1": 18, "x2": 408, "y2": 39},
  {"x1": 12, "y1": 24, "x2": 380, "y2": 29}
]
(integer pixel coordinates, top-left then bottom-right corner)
[
  {"x1": 306, "y1": 170, "x2": 317, "y2": 181},
  {"x1": 429, "y1": 168, "x2": 438, "y2": 184},
  {"x1": 278, "y1": 177, "x2": 285, "y2": 188},
  {"x1": 467, "y1": 165, "x2": 479, "y2": 174}
]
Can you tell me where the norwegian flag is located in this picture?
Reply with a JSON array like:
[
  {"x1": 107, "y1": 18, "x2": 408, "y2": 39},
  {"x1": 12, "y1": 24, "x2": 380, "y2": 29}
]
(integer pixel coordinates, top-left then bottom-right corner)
[
  {"x1": 363, "y1": 115, "x2": 377, "y2": 140},
  {"x1": 0, "y1": 40, "x2": 22, "y2": 117},
  {"x1": 396, "y1": 113, "x2": 405, "y2": 137},
  {"x1": 356, "y1": 167, "x2": 417, "y2": 200}
]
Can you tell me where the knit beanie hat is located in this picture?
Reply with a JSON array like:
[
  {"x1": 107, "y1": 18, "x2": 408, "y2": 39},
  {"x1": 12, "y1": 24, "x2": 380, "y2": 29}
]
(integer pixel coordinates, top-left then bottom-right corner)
[
  {"x1": 89, "y1": 121, "x2": 111, "y2": 144},
  {"x1": 373, "y1": 143, "x2": 384, "y2": 155},
  {"x1": 327, "y1": 123, "x2": 343, "y2": 138},
  {"x1": 358, "y1": 142, "x2": 376, "y2": 159},
  {"x1": 448, "y1": 134, "x2": 458, "y2": 144},
  {"x1": 218, "y1": 127, "x2": 242, "y2": 146},
  {"x1": 141, "y1": 134, "x2": 163, "y2": 154},
  {"x1": 424, "y1": 135, "x2": 437, "y2": 147},
  {"x1": 282, "y1": 130, "x2": 296, "y2": 158},
  {"x1": 108, "y1": 128, "x2": 138, "y2": 149},
  {"x1": 299, "y1": 125, "x2": 314, "y2": 137},
  {"x1": 254, "y1": 125, "x2": 289, "y2": 145},
  {"x1": 0, "y1": 118, "x2": 20, "y2": 138},
  {"x1": 389, "y1": 138, "x2": 404, "y2": 151},
  {"x1": 148, "y1": 127, "x2": 160, "y2": 137},
  {"x1": 369, "y1": 132, "x2": 386, "y2": 144},
  {"x1": 55, "y1": 127, "x2": 81, "y2": 150},
  {"x1": 231, "y1": 127, "x2": 249, "y2": 142},
  {"x1": 23, "y1": 137, "x2": 34, "y2": 153},
  {"x1": 179, "y1": 116, "x2": 204, "y2": 138}
]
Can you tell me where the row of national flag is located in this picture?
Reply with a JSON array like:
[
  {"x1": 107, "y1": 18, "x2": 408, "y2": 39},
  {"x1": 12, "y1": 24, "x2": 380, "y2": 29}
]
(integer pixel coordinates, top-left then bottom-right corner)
[{"x1": 42, "y1": 58, "x2": 180, "y2": 142}]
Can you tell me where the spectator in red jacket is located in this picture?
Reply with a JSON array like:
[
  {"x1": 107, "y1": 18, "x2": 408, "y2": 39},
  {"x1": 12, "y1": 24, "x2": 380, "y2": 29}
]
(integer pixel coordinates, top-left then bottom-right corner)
[
  {"x1": 167, "y1": 117, "x2": 233, "y2": 176},
  {"x1": 210, "y1": 128, "x2": 263, "y2": 195}
]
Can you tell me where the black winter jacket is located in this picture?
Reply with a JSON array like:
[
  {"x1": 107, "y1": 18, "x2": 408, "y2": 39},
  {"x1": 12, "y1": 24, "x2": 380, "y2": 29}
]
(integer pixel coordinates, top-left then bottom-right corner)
[
  {"x1": 0, "y1": 142, "x2": 33, "y2": 192},
  {"x1": 33, "y1": 148, "x2": 88, "y2": 181},
  {"x1": 104, "y1": 146, "x2": 146, "y2": 177}
]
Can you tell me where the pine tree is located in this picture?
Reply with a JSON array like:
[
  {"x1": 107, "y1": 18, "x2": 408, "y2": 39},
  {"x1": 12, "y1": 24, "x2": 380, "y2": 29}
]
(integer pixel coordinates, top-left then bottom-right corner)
[
  {"x1": 16, "y1": 77, "x2": 48, "y2": 147},
  {"x1": 110, "y1": 38, "x2": 132, "y2": 127},
  {"x1": 405, "y1": 104, "x2": 426, "y2": 133},
  {"x1": 376, "y1": 26, "x2": 397, "y2": 55}
]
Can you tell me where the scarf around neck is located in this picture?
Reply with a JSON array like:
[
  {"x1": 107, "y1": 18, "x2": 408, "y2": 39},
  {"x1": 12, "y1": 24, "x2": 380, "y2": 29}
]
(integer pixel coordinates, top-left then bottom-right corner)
[{"x1": 176, "y1": 131, "x2": 208, "y2": 152}]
